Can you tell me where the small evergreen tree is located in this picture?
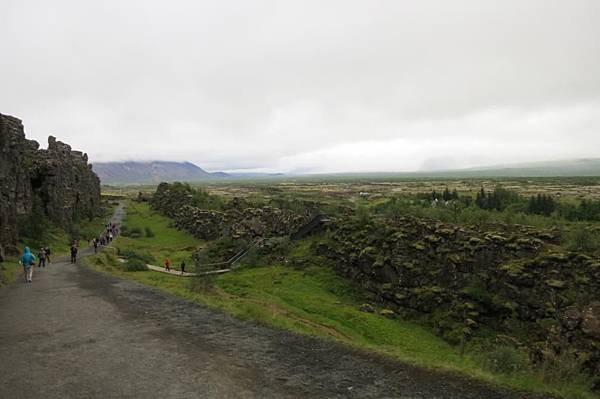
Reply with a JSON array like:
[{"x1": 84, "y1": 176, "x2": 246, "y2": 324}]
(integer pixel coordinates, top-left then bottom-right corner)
[
  {"x1": 475, "y1": 188, "x2": 486, "y2": 208},
  {"x1": 526, "y1": 194, "x2": 556, "y2": 216},
  {"x1": 442, "y1": 187, "x2": 451, "y2": 201}
]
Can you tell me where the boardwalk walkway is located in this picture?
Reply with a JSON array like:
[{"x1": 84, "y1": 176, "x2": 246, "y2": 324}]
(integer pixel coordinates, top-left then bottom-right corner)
[{"x1": 145, "y1": 264, "x2": 230, "y2": 276}]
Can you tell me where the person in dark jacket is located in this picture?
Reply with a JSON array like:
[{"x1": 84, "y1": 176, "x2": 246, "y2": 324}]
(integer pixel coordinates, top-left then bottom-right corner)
[
  {"x1": 180, "y1": 260, "x2": 186, "y2": 275},
  {"x1": 70, "y1": 245, "x2": 78, "y2": 263}
]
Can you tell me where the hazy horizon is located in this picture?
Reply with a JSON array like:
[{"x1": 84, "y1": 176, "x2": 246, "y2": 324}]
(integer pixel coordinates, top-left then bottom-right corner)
[
  {"x1": 90, "y1": 156, "x2": 600, "y2": 175},
  {"x1": 2, "y1": 1, "x2": 599, "y2": 174}
]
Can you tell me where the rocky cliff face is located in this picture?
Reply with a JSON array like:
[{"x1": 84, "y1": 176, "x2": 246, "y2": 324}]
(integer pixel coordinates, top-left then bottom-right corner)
[
  {"x1": 0, "y1": 113, "x2": 101, "y2": 259},
  {"x1": 151, "y1": 182, "x2": 311, "y2": 240},
  {"x1": 319, "y1": 215, "x2": 600, "y2": 378},
  {"x1": 32, "y1": 136, "x2": 101, "y2": 226}
]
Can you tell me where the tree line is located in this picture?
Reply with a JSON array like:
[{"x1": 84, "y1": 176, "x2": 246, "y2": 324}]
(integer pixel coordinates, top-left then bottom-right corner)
[{"x1": 424, "y1": 186, "x2": 600, "y2": 221}]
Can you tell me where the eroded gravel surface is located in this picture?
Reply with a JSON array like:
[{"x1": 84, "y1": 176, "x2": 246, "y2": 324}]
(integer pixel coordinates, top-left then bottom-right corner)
[{"x1": 0, "y1": 206, "x2": 552, "y2": 398}]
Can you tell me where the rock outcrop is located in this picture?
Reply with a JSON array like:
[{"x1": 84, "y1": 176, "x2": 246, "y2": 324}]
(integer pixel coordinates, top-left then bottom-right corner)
[
  {"x1": 0, "y1": 113, "x2": 101, "y2": 258},
  {"x1": 318, "y1": 215, "x2": 600, "y2": 376},
  {"x1": 32, "y1": 136, "x2": 101, "y2": 226},
  {"x1": 151, "y1": 182, "x2": 311, "y2": 240}
]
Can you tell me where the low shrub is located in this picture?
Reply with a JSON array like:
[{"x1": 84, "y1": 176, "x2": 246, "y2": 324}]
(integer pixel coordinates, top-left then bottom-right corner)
[
  {"x1": 120, "y1": 225, "x2": 130, "y2": 237},
  {"x1": 69, "y1": 225, "x2": 82, "y2": 242},
  {"x1": 478, "y1": 346, "x2": 529, "y2": 375},
  {"x1": 566, "y1": 226, "x2": 600, "y2": 252},
  {"x1": 128, "y1": 227, "x2": 143, "y2": 239},
  {"x1": 538, "y1": 350, "x2": 591, "y2": 389},
  {"x1": 144, "y1": 227, "x2": 155, "y2": 237},
  {"x1": 257, "y1": 237, "x2": 291, "y2": 257},
  {"x1": 188, "y1": 275, "x2": 215, "y2": 293},
  {"x1": 355, "y1": 205, "x2": 372, "y2": 224},
  {"x1": 118, "y1": 249, "x2": 155, "y2": 265},
  {"x1": 125, "y1": 258, "x2": 148, "y2": 272},
  {"x1": 193, "y1": 237, "x2": 248, "y2": 267}
]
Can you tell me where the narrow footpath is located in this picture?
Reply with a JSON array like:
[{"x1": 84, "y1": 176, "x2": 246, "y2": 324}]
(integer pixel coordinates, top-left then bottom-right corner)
[{"x1": 0, "y1": 204, "x2": 551, "y2": 398}]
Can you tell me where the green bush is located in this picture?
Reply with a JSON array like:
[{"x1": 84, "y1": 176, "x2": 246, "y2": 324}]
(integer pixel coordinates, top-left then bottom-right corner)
[
  {"x1": 128, "y1": 227, "x2": 143, "y2": 239},
  {"x1": 566, "y1": 226, "x2": 600, "y2": 252},
  {"x1": 461, "y1": 280, "x2": 492, "y2": 307},
  {"x1": 125, "y1": 258, "x2": 148, "y2": 272},
  {"x1": 478, "y1": 346, "x2": 529, "y2": 375},
  {"x1": 193, "y1": 237, "x2": 248, "y2": 267},
  {"x1": 144, "y1": 227, "x2": 155, "y2": 237},
  {"x1": 355, "y1": 205, "x2": 372, "y2": 224},
  {"x1": 69, "y1": 225, "x2": 82, "y2": 242},
  {"x1": 257, "y1": 237, "x2": 291, "y2": 256},
  {"x1": 17, "y1": 196, "x2": 51, "y2": 241},
  {"x1": 120, "y1": 225, "x2": 145, "y2": 239},
  {"x1": 539, "y1": 350, "x2": 590, "y2": 386},
  {"x1": 188, "y1": 275, "x2": 215, "y2": 293},
  {"x1": 118, "y1": 249, "x2": 155, "y2": 265}
]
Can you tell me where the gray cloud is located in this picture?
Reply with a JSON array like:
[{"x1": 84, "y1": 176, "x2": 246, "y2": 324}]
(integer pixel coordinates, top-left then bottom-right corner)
[{"x1": 1, "y1": 0, "x2": 599, "y2": 172}]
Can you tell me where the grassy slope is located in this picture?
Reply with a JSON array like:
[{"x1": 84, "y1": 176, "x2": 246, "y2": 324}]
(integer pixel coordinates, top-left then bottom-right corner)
[
  {"x1": 117, "y1": 201, "x2": 202, "y2": 267},
  {"x1": 85, "y1": 201, "x2": 596, "y2": 399},
  {"x1": 0, "y1": 260, "x2": 22, "y2": 286},
  {"x1": 0, "y1": 204, "x2": 116, "y2": 287}
]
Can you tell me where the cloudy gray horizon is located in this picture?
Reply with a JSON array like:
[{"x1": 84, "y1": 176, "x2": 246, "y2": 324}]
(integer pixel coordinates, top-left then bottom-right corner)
[{"x1": 1, "y1": 0, "x2": 599, "y2": 173}]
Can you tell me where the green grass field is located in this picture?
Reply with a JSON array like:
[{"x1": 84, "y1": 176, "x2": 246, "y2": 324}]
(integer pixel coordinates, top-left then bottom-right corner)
[
  {"x1": 85, "y1": 201, "x2": 597, "y2": 399},
  {"x1": 116, "y1": 201, "x2": 203, "y2": 267}
]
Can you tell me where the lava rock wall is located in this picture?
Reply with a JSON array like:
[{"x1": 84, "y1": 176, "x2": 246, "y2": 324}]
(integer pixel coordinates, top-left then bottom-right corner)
[
  {"x1": 319, "y1": 215, "x2": 600, "y2": 376},
  {"x1": 151, "y1": 182, "x2": 311, "y2": 240},
  {"x1": 0, "y1": 113, "x2": 101, "y2": 258}
]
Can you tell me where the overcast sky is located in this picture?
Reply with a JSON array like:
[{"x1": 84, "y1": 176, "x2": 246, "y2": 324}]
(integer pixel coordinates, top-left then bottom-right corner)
[{"x1": 1, "y1": 0, "x2": 599, "y2": 173}]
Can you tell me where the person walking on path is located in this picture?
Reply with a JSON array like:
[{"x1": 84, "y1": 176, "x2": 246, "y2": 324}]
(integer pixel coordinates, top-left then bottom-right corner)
[
  {"x1": 93, "y1": 238, "x2": 99, "y2": 253},
  {"x1": 45, "y1": 246, "x2": 51, "y2": 263},
  {"x1": 70, "y1": 244, "x2": 78, "y2": 264},
  {"x1": 164, "y1": 258, "x2": 171, "y2": 272},
  {"x1": 38, "y1": 248, "x2": 46, "y2": 268},
  {"x1": 180, "y1": 260, "x2": 186, "y2": 275},
  {"x1": 21, "y1": 247, "x2": 36, "y2": 283}
]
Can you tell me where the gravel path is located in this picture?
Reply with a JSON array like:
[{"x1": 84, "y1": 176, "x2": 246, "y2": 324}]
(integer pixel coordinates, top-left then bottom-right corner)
[{"x1": 0, "y1": 204, "x2": 551, "y2": 398}]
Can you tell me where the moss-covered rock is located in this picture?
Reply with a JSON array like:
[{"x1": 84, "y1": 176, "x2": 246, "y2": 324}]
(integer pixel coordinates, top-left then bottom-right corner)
[{"x1": 320, "y1": 214, "x2": 600, "y2": 375}]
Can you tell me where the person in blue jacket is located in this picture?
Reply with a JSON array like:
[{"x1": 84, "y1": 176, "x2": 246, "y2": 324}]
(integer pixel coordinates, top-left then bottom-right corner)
[{"x1": 21, "y1": 247, "x2": 36, "y2": 283}]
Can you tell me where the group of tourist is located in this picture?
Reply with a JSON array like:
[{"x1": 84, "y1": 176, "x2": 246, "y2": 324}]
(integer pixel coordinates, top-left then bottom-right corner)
[
  {"x1": 164, "y1": 258, "x2": 187, "y2": 275},
  {"x1": 21, "y1": 221, "x2": 191, "y2": 282},
  {"x1": 21, "y1": 220, "x2": 121, "y2": 283},
  {"x1": 91, "y1": 222, "x2": 119, "y2": 254}
]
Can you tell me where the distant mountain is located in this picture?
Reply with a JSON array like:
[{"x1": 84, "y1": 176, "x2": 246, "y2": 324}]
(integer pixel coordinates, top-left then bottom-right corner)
[
  {"x1": 226, "y1": 172, "x2": 285, "y2": 178},
  {"x1": 93, "y1": 161, "x2": 229, "y2": 184}
]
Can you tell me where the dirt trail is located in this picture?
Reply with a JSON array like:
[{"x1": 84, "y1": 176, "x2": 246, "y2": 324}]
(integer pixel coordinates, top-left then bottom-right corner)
[{"x1": 0, "y1": 204, "x2": 551, "y2": 398}]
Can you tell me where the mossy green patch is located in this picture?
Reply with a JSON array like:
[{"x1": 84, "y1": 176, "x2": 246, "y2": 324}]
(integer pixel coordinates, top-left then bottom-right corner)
[{"x1": 116, "y1": 201, "x2": 203, "y2": 268}]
